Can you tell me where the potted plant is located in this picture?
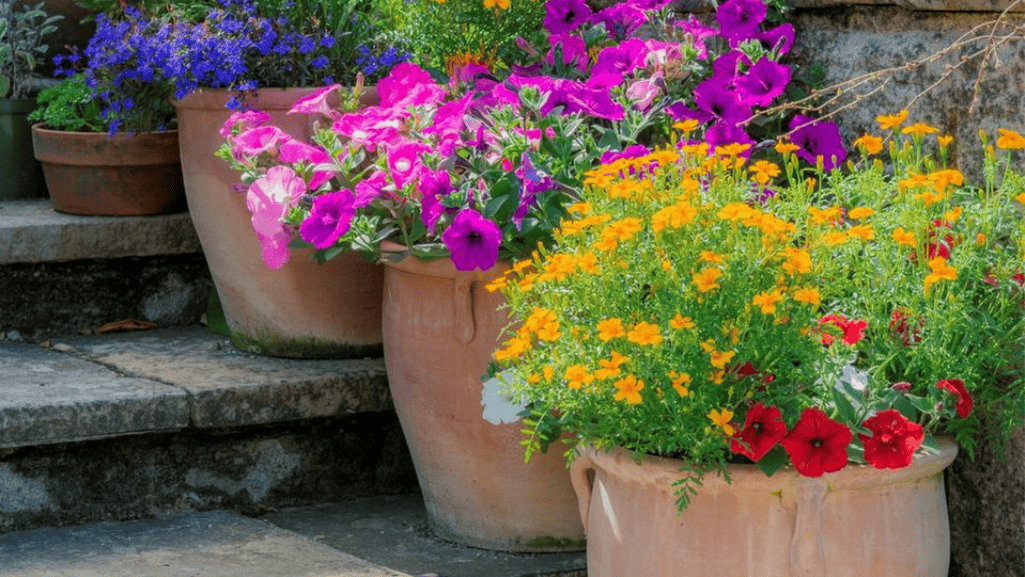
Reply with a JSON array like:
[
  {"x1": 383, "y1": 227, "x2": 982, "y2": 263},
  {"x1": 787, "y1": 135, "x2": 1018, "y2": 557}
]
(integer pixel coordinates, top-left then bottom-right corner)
[
  {"x1": 0, "y1": 0, "x2": 61, "y2": 199},
  {"x1": 73, "y1": 0, "x2": 406, "y2": 358},
  {"x1": 216, "y1": 0, "x2": 829, "y2": 551},
  {"x1": 28, "y1": 72, "x2": 184, "y2": 215},
  {"x1": 490, "y1": 114, "x2": 1025, "y2": 575}
]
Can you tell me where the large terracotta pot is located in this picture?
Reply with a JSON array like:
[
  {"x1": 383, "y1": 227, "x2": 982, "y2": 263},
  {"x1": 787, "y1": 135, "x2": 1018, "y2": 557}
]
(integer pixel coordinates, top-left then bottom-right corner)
[
  {"x1": 571, "y1": 439, "x2": 959, "y2": 577},
  {"x1": 31, "y1": 125, "x2": 186, "y2": 216},
  {"x1": 173, "y1": 88, "x2": 383, "y2": 359},
  {"x1": 381, "y1": 250, "x2": 586, "y2": 551}
]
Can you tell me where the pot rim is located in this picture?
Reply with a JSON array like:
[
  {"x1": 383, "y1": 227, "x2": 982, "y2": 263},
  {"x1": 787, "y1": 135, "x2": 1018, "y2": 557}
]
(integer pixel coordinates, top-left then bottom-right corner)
[
  {"x1": 31, "y1": 123, "x2": 179, "y2": 138},
  {"x1": 171, "y1": 85, "x2": 379, "y2": 111},
  {"x1": 380, "y1": 240, "x2": 509, "y2": 282},
  {"x1": 581, "y1": 437, "x2": 958, "y2": 495}
]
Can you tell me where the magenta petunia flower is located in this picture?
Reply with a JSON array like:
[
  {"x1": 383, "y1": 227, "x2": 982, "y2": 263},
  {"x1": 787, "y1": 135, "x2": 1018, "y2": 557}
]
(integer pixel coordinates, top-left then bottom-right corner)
[
  {"x1": 566, "y1": 84, "x2": 625, "y2": 121},
  {"x1": 626, "y1": 76, "x2": 662, "y2": 111},
  {"x1": 543, "y1": 0, "x2": 593, "y2": 35},
  {"x1": 694, "y1": 77, "x2": 752, "y2": 127},
  {"x1": 232, "y1": 125, "x2": 290, "y2": 157},
  {"x1": 789, "y1": 115, "x2": 848, "y2": 171},
  {"x1": 386, "y1": 139, "x2": 432, "y2": 191},
  {"x1": 753, "y1": 23, "x2": 795, "y2": 56},
  {"x1": 332, "y1": 107, "x2": 406, "y2": 150},
  {"x1": 704, "y1": 121, "x2": 755, "y2": 152},
  {"x1": 441, "y1": 209, "x2": 502, "y2": 272},
  {"x1": 735, "y1": 57, "x2": 791, "y2": 107},
  {"x1": 246, "y1": 165, "x2": 306, "y2": 269},
  {"x1": 220, "y1": 109, "x2": 271, "y2": 139},
  {"x1": 716, "y1": 0, "x2": 767, "y2": 42},
  {"x1": 591, "y1": 3, "x2": 647, "y2": 41},
  {"x1": 591, "y1": 39, "x2": 647, "y2": 78},
  {"x1": 547, "y1": 33, "x2": 590, "y2": 71},
  {"x1": 377, "y1": 62, "x2": 437, "y2": 107},
  {"x1": 353, "y1": 170, "x2": 388, "y2": 208},
  {"x1": 287, "y1": 84, "x2": 341, "y2": 116},
  {"x1": 417, "y1": 169, "x2": 454, "y2": 235},
  {"x1": 674, "y1": 15, "x2": 716, "y2": 60},
  {"x1": 299, "y1": 189, "x2": 356, "y2": 249}
]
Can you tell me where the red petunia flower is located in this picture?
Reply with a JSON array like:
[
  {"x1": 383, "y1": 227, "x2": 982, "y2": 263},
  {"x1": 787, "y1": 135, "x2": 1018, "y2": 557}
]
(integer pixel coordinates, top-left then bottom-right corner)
[
  {"x1": 730, "y1": 403, "x2": 787, "y2": 461},
  {"x1": 858, "y1": 409, "x2": 924, "y2": 469},
  {"x1": 889, "y1": 308, "x2": 923, "y2": 346},
  {"x1": 936, "y1": 378, "x2": 973, "y2": 417},
  {"x1": 779, "y1": 407, "x2": 852, "y2": 477},
  {"x1": 925, "y1": 219, "x2": 960, "y2": 260},
  {"x1": 818, "y1": 314, "x2": 867, "y2": 346}
]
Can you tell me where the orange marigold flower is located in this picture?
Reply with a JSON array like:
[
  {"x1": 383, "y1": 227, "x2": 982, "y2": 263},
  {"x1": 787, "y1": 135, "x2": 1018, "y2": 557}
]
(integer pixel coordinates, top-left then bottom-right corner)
[
  {"x1": 707, "y1": 408, "x2": 736, "y2": 436},
  {"x1": 494, "y1": 336, "x2": 530, "y2": 362},
  {"x1": 996, "y1": 128, "x2": 1025, "y2": 150},
  {"x1": 692, "y1": 267, "x2": 724, "y2": 293},
  {"x1": 627, "y1": 322, "x2": 663, "y2": 346},
  {"x1": 752, "y1": 289, "x2": 785, "y2": 315},
  {"x1": 848, "y1": 206, "x2": 875, "y2": 220},
  {"x1": 782, "y1": 248, "x2": 812, "y2": 275},
  {"x1": 669, "y1": 313, "x2": 695, "y2": 330},
  {"x1": 848, "y1": 224, "x2": 876, "y2": 241},
  {"x1": 597, "y1": 318, "x2": 626, "y2": 341},
  {"x1": 902, "y1": 123, "x2": 938, "y2": 137},
  {"x1": 853, "y1": 134, "x2": 884, "y2": 155},
  {"x1": 670, "y1": 372, "x2": 691, "y2": 397},
  {"x1": 613, "y1": 375, "x2": 645, "y2": 405},
  {"x1": 793, "y1": 287, "x2": 821, "y2": 307},
  {"x1": 924, "y1": 257, "x2": 957, "y2": 295},
  {"x1": 877, "y1": 110, "x2": 908, "y2": 130},
  {"x1": 673, "y1": 119, "x2": 700, "y2": 133},
  {"x1": 564, "y1": 365, "x2": 594, "y2": 390},
  {"x1": 892, "y1": 227, "x2": 917, "y2": 246},
  {"x1": 937, "y1": 135, "x2": 954, "y2": 148},
  {"x1": 775, "y1": 140, "x2": 800, "y2": 154}
]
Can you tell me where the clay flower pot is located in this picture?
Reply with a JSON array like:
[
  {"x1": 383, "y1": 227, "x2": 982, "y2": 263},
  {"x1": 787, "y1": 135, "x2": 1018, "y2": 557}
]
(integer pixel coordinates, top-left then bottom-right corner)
[
  {"x1": 381, "y1": 246, "x2": 585, "y2": 551},
  {"x1": 571, "y1": 439, "x2": 959, "y2": 577},
  {"x1": 31, "y1": 125, "x2": 186, "y2": 215},
  {"x1": 172, "y1": 88, "x2": 383, "y2": 359}
]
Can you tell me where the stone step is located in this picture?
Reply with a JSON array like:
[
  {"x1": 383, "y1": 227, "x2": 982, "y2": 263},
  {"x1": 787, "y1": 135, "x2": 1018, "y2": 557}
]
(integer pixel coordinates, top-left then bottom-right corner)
[
  {"x1": 0, "y1": 326, "x2": 418, "y2": 533},
  {"x1": 0, "y1": 496, "x2": 587, "y2": 577},
  {"x1": 0, "y1": 199, "x2": 210, "y2": 341}
]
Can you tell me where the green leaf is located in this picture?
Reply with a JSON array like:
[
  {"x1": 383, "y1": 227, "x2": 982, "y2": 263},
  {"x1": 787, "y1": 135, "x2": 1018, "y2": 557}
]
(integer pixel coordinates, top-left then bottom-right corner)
[
  {"x1": 831, "y1": 386, "x2": 859, "y2": 425},
  {"x1": 755, "y1": 445, "x2": 789, "y2": 476}
]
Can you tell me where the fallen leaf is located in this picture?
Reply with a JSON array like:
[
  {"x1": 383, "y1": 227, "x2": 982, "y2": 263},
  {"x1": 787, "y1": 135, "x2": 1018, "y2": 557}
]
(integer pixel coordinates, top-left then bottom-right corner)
[{"x1": 96, "y1": 319, "x2": 157, "y2": 333}]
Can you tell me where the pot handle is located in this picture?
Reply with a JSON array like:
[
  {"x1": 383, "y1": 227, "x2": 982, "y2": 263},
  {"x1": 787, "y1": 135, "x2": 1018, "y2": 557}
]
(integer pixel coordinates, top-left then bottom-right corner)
[
  {"x1": 788, "y1": 479, "x2": 828, "y2": 576},
  {"x1": 453, "y1": 272, "x2": 476, "y2": 344},
  {"x1": 569, "y1": 449, "x2": 595, "y2": 535}
]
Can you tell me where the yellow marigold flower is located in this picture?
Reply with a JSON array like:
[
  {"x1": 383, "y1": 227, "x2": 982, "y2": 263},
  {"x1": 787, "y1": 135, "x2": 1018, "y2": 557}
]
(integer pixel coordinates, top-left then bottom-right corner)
[
  {"x1": 709, "y1": 370, "x2": 726, "y2": 385},
  {"x1": 593, "y1": 233, "x2": 618, "y2": 252},
  {"x1": 538, "y1": 253, "x2": 576, "y2": 282},
  {"x1": 651, "y1": 202, "x2": 697, "y2": 233},
  {"x1": 692, "y1": 267, "x2": 724, "y2": 293},
  {"x1": 609, "y1": 350, "x2": 630, "y2": 368},
  {"x1": 848, "y1": 206, "x2": 875, "y2": 220},
  {"x1": 848, "y1": 224, "x2": 876, "y2": 241},
  {"x1": 807, "y1": 206, "x2": 841, "y2": 226},
  {"x1": 567, "y1": 202, "x2": 591, "y2": 215},
  {"x1": 822, "y1": 231, "x2": 849, "y2": 246},
  {"x1": 520, "y1": 307, "x2": 556, "y2": 334},
  {"x1": 542, "y1": 366, "x2": 554, "y2": 381},
  {"x1": 670, "y1": 372, "x2": 691, "y2": 397},
  {"x1": 944, "y1": 207, "x2": 963, "y2": 222},
  {"x1": 651, "y1": 149, "x2": 681, "y2": 167},
  {"x1": 902, "y1": 123, "x2": 938, "y2": 137},
  {"x1": 914, "y1": 190, "x2": 944, "y2": 206},
  {"x1": 627, "y1": 322, "x2": 663, "y2": 346},
  {"x1": 931, "y1": 169, "x2": 964, "y2": 193},
  {"x1": 793, "y1": 287, "x2": 821, "y2": 307},
  {"x1": 577, "y1": 252, "x2": 599, "y2": 274},
  {"x1": 976, "y1": 233, "x2": 986, "y2": 246},
  {"x1": 483, "y1": 0, "x2": 510, "y2": 9},
  {"x1": 669, "y1": 313, "x2": 695, "y2": 330},
  {"x1": 717, "y1": 202, "x2": 756, "y2": 222},
  {"x1": 699, "y1": 250, "x2": 726, "y2": 265},
  {"x1": 535, "y1": 321, "x2": 561, "y2": 342},
  {"x1": 775, "y1": 140, "x2": 800, "y2": 155},
  {"x1": 782, "y1": 249, "x2": 812, "y2": 275},
  {"x1": 877, "y1": 110, "x2": 908, "y2": 130},
  {"x1": 938, "y1": 135, "x2": 954, "y2": 148},
  {"x1": 613, "y1": 375, "x2": 645, "y2": 405},
  {"x1": 661, "y1": 259, "x2": 672, "y2": 272},
  {"x1": 518, "y1": 274, "x2": 536, "y2": 291},
  {"x1": 485, "y1": 274, "x2": 509, "y2": 293},
  {"x1": 673, "y1": 119, "x2": 700, "y2": 133},
  {"x1": 715, "y1": 143, "x2": 751, "y2": 157},
  {"x1": 494, "y1": 336, "x2": 530, "y2": 362},
  {"x1": 996, "y1": 128, "x2": 1025, "y2": 150},
  {"x1": 680, "y1": 142, "x2": 711, "y2": 157},
  {"x1": 924, "y1": 257, "x2": 957, "y2": 295},
  {"x1": 584, "y1": 171, "x2": 617, "y2": 188},
  {"x1": 512, "y1": 260, "x2": 534, "y2": 273},
  {"x1": 564, "y1": 365, "x2": 594, "y2": 390},
  {"x1": 608, "y1": 217, "x2": 643, "y2": 241},
  {"x1": 707, "y1": 408, "x2": 735, "y2": 436},
  {"x1": 752, "y1": 289, "x2": 784, "y2": 314},
  {"x1": 750, "y1": 160, "x2": 781, "y2": 185},
  {"x1": 527, "y1": 373, "x2": 540, "y2": 384},
  {"x1": 708, "y1": 348, "x2": 736, "y2": 370},
  {"x1": 597, "y1": 318, "x2": 626, "y2": 341},
  {"x1": 853, "y1": 134, "x2": 884, "y2": 155},
  {"x1": 892, "y1": 227, "x2": 917, "y2": 246},
  {"x1": 1017, "y1": 192, "x2": 1025, "y2": 205}
]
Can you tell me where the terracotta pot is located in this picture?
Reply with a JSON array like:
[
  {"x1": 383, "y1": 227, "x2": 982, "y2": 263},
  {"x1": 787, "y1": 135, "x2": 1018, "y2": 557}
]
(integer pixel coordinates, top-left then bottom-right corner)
[
  {"x1": 31, "y1": 125, "x2": 186, "y2": 216},
  {"x1": 381, "y1": 248, "x2": 586, "y2": 551},
  {"x1": 571, "y1": 439, "x2": 959, "y2": 577},
  {"x1": 173, "y1": 87, "x2": 383, "y2": 359}
]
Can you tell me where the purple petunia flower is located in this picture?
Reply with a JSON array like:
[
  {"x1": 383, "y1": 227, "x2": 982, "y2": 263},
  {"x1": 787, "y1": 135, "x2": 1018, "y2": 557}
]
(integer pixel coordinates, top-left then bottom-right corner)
[
  {"x1": 789, "y1": 114, "x2": 848, "y2": 171},
  {"x1": 543, "y1": 0, "x2": 593, "y2": 35},
  {"x1": 694, "y1": 77, "x2": 751, "y2": 127},
  {"x1": 735, "y1": 57, "x2": 791, "y2": 107},
  {"x1": 417, "y1": 169, "x2": 455, "y2": 235},
  {"x1": 299, "y1": 189, "x2": 357, "y2": 249},
  {"x1": 442, "y1": 209, "x2": 503, "y2": 272},
  {"x1": 751, "y1": 23, "x2": 795, "y2": 56},
  {"x1": 591, "y1": 4, "x2": 647, "y2": 41},
  {"x1": 547, "y1": 34, "x2": 590, "y2": 71},
  {"x1": 704, "y1": 121, "x2": 755, "y2": 153},
  {"x1": 716, "y1": 0, "x2": 767, "y2": 42}
]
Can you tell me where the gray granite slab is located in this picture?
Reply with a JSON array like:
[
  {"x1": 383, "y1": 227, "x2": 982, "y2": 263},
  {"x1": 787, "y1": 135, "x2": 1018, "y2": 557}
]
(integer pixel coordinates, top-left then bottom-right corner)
[
  {"x1": 0, "y1": 341, "x2": 189, "y2": 448},
  {"x1": 0, "y1": 199, "x2": 200, "y2": 264},
  {"x1": 55, "y1": 326, "x2": 392, "y2": 428}
]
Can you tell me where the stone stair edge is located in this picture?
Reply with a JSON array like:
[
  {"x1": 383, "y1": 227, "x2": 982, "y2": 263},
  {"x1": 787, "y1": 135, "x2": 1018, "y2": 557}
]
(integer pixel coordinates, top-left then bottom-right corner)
[
  {"x1": 0, "y1": 199, "x2": 201, "y2": 265},
  {"x1": 0, "y1": 325, "x2": 391, "y2": 451}
]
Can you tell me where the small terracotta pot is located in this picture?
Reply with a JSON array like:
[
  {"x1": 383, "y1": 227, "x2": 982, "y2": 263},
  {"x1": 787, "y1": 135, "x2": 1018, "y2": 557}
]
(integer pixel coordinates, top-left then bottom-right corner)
[
  {"x1": 173, "y1": 87, "x2": 383, "y2": 358},
  {"x1": 31, "y1": 125, "x2": 186, "y2": 216},
  {"x1": 571, "y1": 440, "x2": 958, "y2": 577},
  {"x1": 381, "y1": 245, "x2": 585, "y2": 551}
]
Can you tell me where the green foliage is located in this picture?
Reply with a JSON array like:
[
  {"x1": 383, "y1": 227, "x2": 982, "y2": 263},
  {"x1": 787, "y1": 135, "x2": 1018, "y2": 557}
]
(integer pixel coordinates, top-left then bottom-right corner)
[
  {"x1": 0, "y1": 0, "x2": 62, "y2": 99},
  {"x1": 28, "y1": 73, "x2": 104, "y2": 131}
]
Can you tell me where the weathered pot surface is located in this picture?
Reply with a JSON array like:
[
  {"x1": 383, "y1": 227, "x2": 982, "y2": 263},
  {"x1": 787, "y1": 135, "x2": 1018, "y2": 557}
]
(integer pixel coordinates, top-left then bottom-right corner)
[{"x1": 572, "y1": 439, "x2": 958, "y2": 577}]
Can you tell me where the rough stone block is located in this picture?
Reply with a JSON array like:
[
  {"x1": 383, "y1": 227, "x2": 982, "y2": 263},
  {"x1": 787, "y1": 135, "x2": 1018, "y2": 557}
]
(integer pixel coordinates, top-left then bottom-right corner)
[{"x1": 0, "y1": 342, "x2": 189, "y2": 448}]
